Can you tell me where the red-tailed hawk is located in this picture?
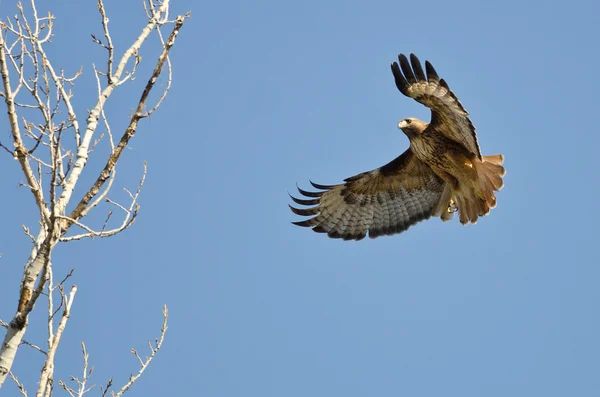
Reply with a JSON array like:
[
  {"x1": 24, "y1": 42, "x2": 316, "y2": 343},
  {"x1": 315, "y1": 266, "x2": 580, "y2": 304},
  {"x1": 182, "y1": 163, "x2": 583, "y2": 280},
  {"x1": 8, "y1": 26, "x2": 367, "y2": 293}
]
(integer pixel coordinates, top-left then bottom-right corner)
[{"x1": 290, "y1": 53, "x2": 505, "y2": 240}]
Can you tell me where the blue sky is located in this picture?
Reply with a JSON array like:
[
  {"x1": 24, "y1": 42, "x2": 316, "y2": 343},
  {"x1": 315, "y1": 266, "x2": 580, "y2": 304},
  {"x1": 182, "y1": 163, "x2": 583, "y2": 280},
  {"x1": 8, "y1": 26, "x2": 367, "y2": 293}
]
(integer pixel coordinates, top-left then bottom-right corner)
[{"x1": 1, "y1": 0, "x2": 600, "y2": 396}]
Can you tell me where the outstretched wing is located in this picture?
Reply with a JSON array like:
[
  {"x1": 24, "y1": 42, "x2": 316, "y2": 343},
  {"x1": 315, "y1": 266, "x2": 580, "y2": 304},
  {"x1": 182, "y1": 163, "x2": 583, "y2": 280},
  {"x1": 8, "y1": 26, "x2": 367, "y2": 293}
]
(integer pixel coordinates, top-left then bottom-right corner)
[
  {"x1": 290, "y1": 149, "x2": 446, "y2": 240},
  {"x1": 391, "y1": 53, "x2": 482, "y2": 159}
]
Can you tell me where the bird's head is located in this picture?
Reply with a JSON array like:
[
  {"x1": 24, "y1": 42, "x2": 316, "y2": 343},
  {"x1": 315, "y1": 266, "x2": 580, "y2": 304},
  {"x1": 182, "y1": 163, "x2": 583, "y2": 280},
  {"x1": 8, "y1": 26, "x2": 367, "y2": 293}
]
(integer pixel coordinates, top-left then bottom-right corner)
[{"x1": 398, "y1": 117, "x2": 427, "y2": 138}]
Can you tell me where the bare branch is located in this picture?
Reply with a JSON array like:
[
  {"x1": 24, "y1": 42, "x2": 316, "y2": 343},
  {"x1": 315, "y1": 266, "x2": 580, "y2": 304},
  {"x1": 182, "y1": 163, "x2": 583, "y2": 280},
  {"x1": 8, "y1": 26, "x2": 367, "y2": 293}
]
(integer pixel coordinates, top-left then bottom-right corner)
[
  {"x1": 0, "y1": 26, "x2": 51, "y2": 225},
  {"x1": 60, "y1": 163, "x2": 145, "y2": 242},
  {"x1": 59, "y1": 341, "x2": 95, "y2": 397},
  {"x1": 49, "y1": 124, "x2": 65, "y2": 211},
  {"x1": 30, "y1": 33, "x2": 81, "y2": 151},
  {"x1": 56, "y1": 215, "x2": 98, "y2": 237},
  {"x1": 67, "y1": 13, "x2": 187, "y2": 224},
  {"x1": 0, "y1": 320, "x2": 47, "y2": 355},
  {"x1": 113, "y1": 305, "x2": 168, "y2": 397},
  {"x1": 9, "y1": 371, "x2": 28, "y2": 396},
  {"x1": 96, "y1": 0, "x2": 114, "y2": 84},
  {"x1": 142, "y1": 25, "x2": 173, "y2": 117},
  {"x1": 22, "y1": 225, "x2": 35, "y2": 242},
  {"x1": 0, "y1": 229, "x2": 52, "y2": 385},
  {"x1": 54, "y1": 269, "x2": 75, "y2": 290},
  {"x1": 100, "y1": 378, "x2": 113, "y2": 397},
  {"x1": 20, "y1": 249, "x2": 52, "y2": 319},
  {"x1": 46, "y1": 263, "x2": 55, "y2": 357},
  {"x1": 36, "y1": 285, "x2": 77, "y2": 397},
  {"x1": 55, "y1": 0, "x2": 173, "y2": 217},
  {"x1": 78, "y1": 342, "x2": 95, "y2": 396}
]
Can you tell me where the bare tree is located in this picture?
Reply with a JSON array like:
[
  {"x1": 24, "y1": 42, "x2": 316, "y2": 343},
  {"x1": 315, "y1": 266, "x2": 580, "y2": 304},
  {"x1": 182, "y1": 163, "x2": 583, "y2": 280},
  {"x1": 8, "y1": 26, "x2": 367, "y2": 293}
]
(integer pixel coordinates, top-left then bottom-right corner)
[{"x1": 0, "y1": 0, "x2": 188, "y2": 394}]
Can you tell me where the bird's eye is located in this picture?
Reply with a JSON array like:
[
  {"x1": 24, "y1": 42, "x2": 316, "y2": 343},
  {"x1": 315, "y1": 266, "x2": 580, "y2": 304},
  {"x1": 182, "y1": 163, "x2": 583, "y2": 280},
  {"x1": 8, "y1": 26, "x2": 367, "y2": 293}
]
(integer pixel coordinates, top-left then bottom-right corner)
[{"x1": 405, "y1": 119, "x2": 412, "y2": 124}]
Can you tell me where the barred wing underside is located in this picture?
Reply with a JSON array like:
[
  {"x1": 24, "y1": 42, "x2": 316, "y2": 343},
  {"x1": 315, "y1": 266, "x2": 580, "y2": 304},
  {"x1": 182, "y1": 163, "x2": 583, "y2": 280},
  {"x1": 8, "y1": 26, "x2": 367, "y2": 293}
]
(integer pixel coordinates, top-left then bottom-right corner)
[{"x1": 290, "y1": 150, "x2": 446, "y2": 240}]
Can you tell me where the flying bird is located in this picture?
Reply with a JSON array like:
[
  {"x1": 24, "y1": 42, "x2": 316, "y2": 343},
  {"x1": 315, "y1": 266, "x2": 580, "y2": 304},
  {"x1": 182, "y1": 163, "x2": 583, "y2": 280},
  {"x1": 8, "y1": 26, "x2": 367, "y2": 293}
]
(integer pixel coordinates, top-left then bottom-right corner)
[{"x1": 290, "y1": 53, "x2": 505, "y2": 240}]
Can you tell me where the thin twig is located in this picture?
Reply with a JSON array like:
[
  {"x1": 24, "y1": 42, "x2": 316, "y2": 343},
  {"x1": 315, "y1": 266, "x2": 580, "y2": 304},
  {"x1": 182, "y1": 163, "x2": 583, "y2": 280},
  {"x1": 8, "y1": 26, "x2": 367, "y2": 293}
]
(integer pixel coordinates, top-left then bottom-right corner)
[
  {"x1": 9, "y1": 371, "x2": 28, "y2": 396},
  {"x1": 113, "y1": 305, "x2": 168, "y2": 397},
  {"x1": 97, "y1": 0, "x2": 115, "y2": 84},
  {"x1": 0, "y1": 320, "x2": 47, "y2": 355}
]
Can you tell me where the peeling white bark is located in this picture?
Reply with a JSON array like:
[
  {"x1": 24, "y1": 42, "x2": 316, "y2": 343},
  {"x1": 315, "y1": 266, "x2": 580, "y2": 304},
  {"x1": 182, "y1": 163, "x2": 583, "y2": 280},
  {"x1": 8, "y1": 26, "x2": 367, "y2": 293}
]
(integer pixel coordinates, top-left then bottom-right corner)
[{"x1": 0, "y1": 228, "x2": 47, "y2": 383}]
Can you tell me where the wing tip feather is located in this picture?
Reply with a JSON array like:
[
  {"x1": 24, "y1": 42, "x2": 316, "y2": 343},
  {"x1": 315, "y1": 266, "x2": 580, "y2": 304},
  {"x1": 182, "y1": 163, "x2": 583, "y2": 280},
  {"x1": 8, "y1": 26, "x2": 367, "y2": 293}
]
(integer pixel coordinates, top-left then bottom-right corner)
[
  {"x1": 288, "y1": 192, "x2": 320, "y2": 206},
  {"x1": 292, "y1": 219, "x2": 317, "y2": 228},
  {"x1": 296, "y1": 183, "x2": 324, "y2": 198},
  {"x1": 288, "y1": 204, "x2": 319, "y2": 217},
  {"x1": 398, "y1": 53, "x2": 417, "y2": 84},
  {"x1": 409, "y1": 53, "x2": 426, "y2": 82},
  {"x1": 391, "y1": 62, "x2": 409, "y2": 94},
  {"x1": 424, "y1": 60, "x2": 439, "y2": 82},
  {"x1": 309, "y1": 180, "x2": 336, "y2": 190}
]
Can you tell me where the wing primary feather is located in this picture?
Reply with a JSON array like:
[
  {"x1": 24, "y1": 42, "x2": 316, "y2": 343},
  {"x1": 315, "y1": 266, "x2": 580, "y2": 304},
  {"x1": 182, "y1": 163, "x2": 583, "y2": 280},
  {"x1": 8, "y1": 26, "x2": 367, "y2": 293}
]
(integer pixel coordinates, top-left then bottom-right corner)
[
  {"x1": 296, "y1": 184, "x2": 323, "y2": 198},
  {"x1": 289, "y1": 193, "x2": 320, "y2": 206},
  {"x1": 409, "y1": 54, "x2": 426, "y2": 82},
  {"x1": 292, "y1": 219, "x2": 317, "y2": 227},
  {"x1": 369, "y1": 229, "x2": 381, "y2": 239},
  {"x1": 289, "y1": 205, "x2": 319, "y2": 216},
  {"x1": 328, "y1": 230, "x2": 343, "y2": 239},
  {"x1": 310, "y1": 180, "x2": 336, "y2": 190},
  {"x1": 391, "y1": 63, "x2": 409, "y2": 94},
  {"x1": 312, "y1": 225, "x2": 328, "y2": 233},
  {"x1": 424, "y1": 60, "x2": 439, "y2": 82},
  {"x1": 439, "y1": 78, "x2": 450, "y2": 90},
  {"x1": 398, "y1": 54, "x2": 417, "y2": 84}
]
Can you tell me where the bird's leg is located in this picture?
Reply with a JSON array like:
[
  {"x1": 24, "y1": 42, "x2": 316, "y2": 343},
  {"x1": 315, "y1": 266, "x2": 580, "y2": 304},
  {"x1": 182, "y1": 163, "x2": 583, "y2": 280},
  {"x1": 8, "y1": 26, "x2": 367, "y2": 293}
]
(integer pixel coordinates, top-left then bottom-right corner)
[
  {"x1": 430, "y1": 168, "x2": 460, "y2": 215},
  {"x1": 448, "y1": 200, "x2": 458, "y2": 213}
]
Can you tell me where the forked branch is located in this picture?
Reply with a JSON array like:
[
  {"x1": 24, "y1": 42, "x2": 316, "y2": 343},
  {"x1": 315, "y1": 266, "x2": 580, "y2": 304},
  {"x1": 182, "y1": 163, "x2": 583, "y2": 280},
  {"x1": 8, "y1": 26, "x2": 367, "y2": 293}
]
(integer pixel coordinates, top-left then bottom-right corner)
[{"x1": 67, "y1": 13, "x2": 187, "y2": 224}]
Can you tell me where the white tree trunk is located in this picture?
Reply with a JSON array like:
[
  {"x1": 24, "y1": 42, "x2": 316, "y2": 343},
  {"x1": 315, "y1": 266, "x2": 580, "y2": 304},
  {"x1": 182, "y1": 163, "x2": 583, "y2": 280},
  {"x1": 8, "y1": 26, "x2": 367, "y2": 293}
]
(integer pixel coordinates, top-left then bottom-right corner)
[{"x1": 0, "y1": 229, "x2": 48, "y2": 383}]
